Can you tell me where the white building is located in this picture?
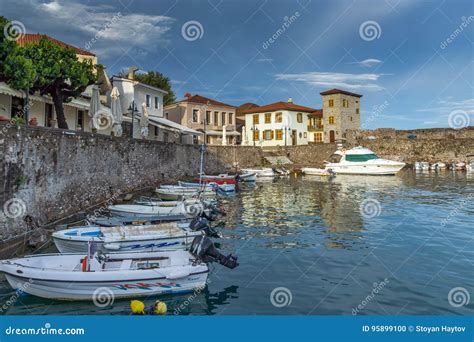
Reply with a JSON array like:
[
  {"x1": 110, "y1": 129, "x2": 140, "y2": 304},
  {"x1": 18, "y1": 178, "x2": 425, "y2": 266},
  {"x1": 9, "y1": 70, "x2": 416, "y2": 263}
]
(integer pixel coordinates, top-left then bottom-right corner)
[
  {"x1": 242, "y1": 99, "x2": 317, "y2": 147},
  {"x1": 111, "y1": 72, "x2": 201, "y2": 142}
]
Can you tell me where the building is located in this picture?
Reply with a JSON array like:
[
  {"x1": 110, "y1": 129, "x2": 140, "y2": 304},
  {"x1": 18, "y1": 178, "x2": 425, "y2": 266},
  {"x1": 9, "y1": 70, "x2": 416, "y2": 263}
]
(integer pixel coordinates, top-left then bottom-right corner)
[
  {"x1": 236, "y1": 103, "x2": 259, "y2": 144},
  {"x1": 320, "y1": 89, "x2": 362, "y2": 143},
  {"x1": 165, "y1": 94, "x2": 239, "y2": 145},
  {"x1": 242, "y1": 99, "x2": 317, "y2": 147},
  {"x1": 307, "y1": 109, "x2": 324, "y2": 143},
  {"x1": 111, "y1": 68, "x2": 201, "y2": 142}
]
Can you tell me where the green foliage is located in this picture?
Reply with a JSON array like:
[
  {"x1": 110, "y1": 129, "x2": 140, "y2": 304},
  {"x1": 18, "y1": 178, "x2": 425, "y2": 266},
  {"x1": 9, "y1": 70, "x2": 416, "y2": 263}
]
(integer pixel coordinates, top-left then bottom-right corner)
[
  {"x1": 0, "y1": 16, "x2": 18, "y2": 77},
  {"x1": 10, "y1": 116, "x2": 25, "y2": 125},
  {"x1": 126, "y1": 71, "x2": 176, "y2": 106}
]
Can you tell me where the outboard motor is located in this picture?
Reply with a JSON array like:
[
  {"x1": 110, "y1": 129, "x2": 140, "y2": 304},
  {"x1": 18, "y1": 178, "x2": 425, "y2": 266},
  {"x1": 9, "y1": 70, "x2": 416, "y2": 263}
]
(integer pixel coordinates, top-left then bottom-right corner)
[
  {"x1": 190, "y1": 216, "x2": 220, "y2": 238},
  {"x1": 190, "y1": 236, "x2": 239, "y2": 269}
]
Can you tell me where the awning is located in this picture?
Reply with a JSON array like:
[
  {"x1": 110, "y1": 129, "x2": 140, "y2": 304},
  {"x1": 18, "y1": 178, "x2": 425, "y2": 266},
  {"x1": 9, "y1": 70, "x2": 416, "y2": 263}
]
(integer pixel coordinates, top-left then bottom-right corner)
[
  {"x1": 205, "y1": 130, "x2": 240, "y2": 136},
  {"x1": 130, "y1": 113, "x2": 203, "y2": 135}
]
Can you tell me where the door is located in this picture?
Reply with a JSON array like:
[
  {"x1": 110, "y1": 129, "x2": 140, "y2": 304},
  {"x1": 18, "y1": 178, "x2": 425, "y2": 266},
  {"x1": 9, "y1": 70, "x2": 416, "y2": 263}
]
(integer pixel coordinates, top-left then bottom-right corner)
[
  {"x1": 329, "y1": 130, "x2": 335, "y2": 143},
  {"x1": 292, "y1": 130, "x2": 297, "y2": 145}
]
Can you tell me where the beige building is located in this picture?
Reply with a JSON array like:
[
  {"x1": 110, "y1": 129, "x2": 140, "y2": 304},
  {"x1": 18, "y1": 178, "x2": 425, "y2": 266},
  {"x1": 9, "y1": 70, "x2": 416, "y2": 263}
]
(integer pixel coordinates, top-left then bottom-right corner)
[
  {"x1": 165, "y1": 94, "x2": 239, "y2": 145},
  {"x1": 320, "y1": 89, "x2": 362, "y2": 143}
]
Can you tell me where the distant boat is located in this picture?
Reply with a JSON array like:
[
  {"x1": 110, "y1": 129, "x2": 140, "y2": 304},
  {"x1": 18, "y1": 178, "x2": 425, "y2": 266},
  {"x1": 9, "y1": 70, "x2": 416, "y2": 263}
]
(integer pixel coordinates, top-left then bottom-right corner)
[
  {"x1": 241, "y1": 168, "x2": 276, "y2": 178},
  {"x1": 325, "y1": 147, "x2": 405, "y2": 175},
  {"x1": 237, "y1": 172, "x2": 257, "y2": 182},
  {"x1": 156, "y1": 187, "x2": 215, "y2": 201},
  {"x1": 415, "y1": 162, "x2": 430, "y2": 171},
  {"x1": 108, "y1": 201, "x2": 210, "y2": 218},
  {"x1": 198, "y1": 174, "x2": 237, "y2": 185},
  {"x1": 431, "y1": 162, "x2": 446, "y2": 170}
]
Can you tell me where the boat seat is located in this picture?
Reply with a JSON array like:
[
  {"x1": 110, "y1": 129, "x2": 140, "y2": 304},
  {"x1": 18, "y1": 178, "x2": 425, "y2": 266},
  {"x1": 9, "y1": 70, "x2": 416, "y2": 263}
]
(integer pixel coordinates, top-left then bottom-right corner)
[{"x1": 120, "y1": 260, "x2": 133, "y2": 270}]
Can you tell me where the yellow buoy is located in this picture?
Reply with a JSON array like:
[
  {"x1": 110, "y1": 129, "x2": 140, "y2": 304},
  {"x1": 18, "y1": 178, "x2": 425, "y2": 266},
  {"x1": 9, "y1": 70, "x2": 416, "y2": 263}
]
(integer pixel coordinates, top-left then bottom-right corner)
[
  {"x1": 153, "y1": 300, "x2": 167, "y2": 315},
  {"x1": 130, "y1": 300, "x2": 145, "y2": 315}
]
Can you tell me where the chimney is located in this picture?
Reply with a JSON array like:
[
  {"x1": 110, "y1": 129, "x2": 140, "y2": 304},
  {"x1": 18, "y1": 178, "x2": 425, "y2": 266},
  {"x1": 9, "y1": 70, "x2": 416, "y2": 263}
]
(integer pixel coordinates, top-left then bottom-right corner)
[
  {"x1": 127, "y1": 66, "x2": 139, "y2": 80},
  {"x1": 287, "y1": 97, "x2": 293, "y2": 103},
  {"x1": 184, "y1": 92, "x2": 192, "y2": 99}
]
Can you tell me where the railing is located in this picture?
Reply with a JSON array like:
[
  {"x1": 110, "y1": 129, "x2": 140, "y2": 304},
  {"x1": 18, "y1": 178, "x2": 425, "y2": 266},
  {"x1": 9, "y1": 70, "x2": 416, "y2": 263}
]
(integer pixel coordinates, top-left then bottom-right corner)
[{"x1": 307, "y1": 125, "x2": 323, "y2": 131}]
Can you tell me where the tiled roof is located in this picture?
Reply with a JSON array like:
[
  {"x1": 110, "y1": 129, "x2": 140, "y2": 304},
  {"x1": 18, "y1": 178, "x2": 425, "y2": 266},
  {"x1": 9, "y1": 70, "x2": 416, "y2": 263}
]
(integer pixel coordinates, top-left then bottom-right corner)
[
  {"x1": 16, "y1": 34, "x2": 96, "y2": 57},
  {"x1": 308, "y1": 109, "x2": 323, "y2": 117},
  {"x1": 177, "y1": 94, "x2": 235, "y2": 108},
  {"x1": 320, "y1": 89, "x2": 363, "y2": 97},
  {"x1": 236, "y1": 102, "x2": 259, "y2": 115},
  {"x1": 241, "y1": 101, "x2": 318, "y2": 114}
]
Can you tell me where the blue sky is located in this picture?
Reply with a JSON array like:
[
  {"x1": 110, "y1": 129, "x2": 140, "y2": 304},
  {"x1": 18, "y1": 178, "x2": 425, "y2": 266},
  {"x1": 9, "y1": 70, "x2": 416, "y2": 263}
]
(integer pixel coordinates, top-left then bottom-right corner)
[{"x1": 1, "y1": 0, "x2": 473, "y2": 129}]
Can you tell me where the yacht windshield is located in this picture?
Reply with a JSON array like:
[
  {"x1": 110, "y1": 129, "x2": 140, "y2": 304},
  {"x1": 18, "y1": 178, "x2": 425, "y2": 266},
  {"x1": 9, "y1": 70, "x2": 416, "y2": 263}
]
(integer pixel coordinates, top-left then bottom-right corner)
[{"x1": 345, "y1": 153, "x2": 378, "y2": 162}]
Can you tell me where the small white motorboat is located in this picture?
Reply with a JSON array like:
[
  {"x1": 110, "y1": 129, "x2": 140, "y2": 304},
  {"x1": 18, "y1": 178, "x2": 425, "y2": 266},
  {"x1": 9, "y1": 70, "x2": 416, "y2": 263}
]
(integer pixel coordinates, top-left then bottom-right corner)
[
  {"x1": 238, "y1": 172, "x2": 257, "y2": 182},
  {"x1": 301, "y1": 167, "x2": 335, "y2": 177},
  {"x1": 155, "y1": 187, "x2": 215, "y2": 201},
  {"x1": 53, "y1": 222, "x2": 204, "y2": 254},
  {"x1": 108, "y1": 201, "x2": 209, "y2": 218},
  {"x1": 454, "y1": 162, "x2": 466, "y2": 171},
  {"x1": 241, "y1": 168, "x2": 276, "y2": 178},
  {"x1": 431, "y1": 162, "x2": 446, "y2": 170},
  {"x1": 0, "y1": 237, "x2": 238, "y2": 301}
]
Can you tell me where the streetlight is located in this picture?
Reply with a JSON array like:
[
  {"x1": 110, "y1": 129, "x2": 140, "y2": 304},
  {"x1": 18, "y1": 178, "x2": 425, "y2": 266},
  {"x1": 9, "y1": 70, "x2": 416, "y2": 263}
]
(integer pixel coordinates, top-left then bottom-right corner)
[
  {"x1": 128, "y1": 101, "x2": 136, "y2": 138},
  {"x1": 283, "y1": 125, "x2": 291, "y2": 147}
]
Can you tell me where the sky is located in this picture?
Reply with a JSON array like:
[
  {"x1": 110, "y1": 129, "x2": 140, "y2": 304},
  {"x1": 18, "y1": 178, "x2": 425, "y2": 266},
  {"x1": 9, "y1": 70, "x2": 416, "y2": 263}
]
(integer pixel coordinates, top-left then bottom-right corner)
[{"x1": 1, "y1": 0, "x2": 473, "y2": 129}]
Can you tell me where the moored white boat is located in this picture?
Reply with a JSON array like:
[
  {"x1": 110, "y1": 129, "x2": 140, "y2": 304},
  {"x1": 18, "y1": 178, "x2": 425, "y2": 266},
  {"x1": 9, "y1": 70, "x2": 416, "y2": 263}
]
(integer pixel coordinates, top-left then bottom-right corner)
[
  {"x1": 415, "y1": 162, "x2": 430, "y2": 171},
  {"x1": 238, "y1": 172, "x2": 257, "y2": 182},
  {"x1": 108, "y1": 201, "x2": 208, "y2": 219},
  {"x1": 301, "y1": 167, "x2": 335, "y2": 176},
  {"x1": 0, "y1": 237, "x2": 238, "y2": 301},
  {"x1": 325, "y1": 147, "x2": 405, "y2": 175},
  {"x1": 431, "y1": 162, "x2": 446, "y2": 170},
  {"x1": 241, "y1": 168, "x2": 276, "y2": 178},
  {"x1": 155, "y1": 187, "x2": 215, "y2": 201},
  {"x1": 53, "y1": 222, "x2": 204, "y2": 254}
]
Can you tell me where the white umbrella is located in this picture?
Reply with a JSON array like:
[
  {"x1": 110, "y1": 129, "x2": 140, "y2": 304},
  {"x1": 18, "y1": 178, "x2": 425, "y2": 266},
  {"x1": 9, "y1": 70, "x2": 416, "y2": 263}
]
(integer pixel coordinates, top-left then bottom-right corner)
[
  {"x1": 89, "y1": 85, "x2": 101, "y2": 130},
  {"x1": 110, "y1": 87, "x2": 122, "y2": 137},
  {"x1": 222, "y1": 125, "x2": 227, "y2": 146},
  {"x1": 140, "y1": 102, "x2": 149, "y2": 138}
]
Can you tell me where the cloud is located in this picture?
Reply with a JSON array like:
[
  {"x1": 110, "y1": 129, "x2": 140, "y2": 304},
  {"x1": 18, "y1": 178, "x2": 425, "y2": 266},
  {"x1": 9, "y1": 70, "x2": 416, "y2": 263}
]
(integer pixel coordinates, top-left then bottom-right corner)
[
  {"x1": 347, "y1": 58, "x2": 382, "y2": 67},
  {"x1": 3, "y1": 0, "x2": 175, "y2": 58},
  {"x1": 256, "y1": 58, "x2": 274, "y2": 63},
  {"x1": 417, "y1": 98, "x2": 474, "y2": 114},
  {"x1": 274, "y1": 72, "x2": 385, "y2": 91}
]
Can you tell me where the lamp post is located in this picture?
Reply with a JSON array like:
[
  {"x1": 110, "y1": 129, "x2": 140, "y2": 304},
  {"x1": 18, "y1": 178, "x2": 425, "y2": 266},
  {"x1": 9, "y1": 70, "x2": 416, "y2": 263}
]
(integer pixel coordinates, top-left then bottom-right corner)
[
  {"x1": 283, "y1": 125, "x2": 291, "y2": 147},
  {"x1": 128, "y1": 101, "x2": 136, "y2": 138}
]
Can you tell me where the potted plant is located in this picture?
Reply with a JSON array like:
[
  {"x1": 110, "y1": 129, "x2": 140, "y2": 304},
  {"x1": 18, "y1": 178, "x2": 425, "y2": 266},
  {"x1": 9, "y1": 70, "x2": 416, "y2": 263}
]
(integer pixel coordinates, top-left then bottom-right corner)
[{"x1": 29, "y1": 117, "x2": 38, "y2": 126}]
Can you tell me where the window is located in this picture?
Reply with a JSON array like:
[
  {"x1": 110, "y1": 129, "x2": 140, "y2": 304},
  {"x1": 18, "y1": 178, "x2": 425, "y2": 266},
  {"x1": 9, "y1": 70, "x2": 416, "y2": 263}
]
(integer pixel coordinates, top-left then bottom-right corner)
[
  {"x1": 315, "y1": 132, "x2": 323, "y2": 142},
  {"x1": 275, "y1": 129, "x2": 283, "y2": 140},
  {"x1": 193, "y1": 135, "x2": 199, "y2": 144},
  {"x1": 345, "y1": 154, "x2": 379, "y2": 162},
  {"x1": 328, "y1": 116, "x2": 335, "y2": 124},
  {"x1": 214, "y1": 111, "x2": 219, "y2": 125},
  {"x1": 154, "y1": 126, "x2": 159, "y2": 136},
  {"x1": 206, "y1": 135, "x2": 211, "y2": 144},
  {"x1": 253, "y1": 130, "x2": 259, "y2": 141},
  {"x1": 221, "y1": 112, "x2": 226, "y2": 125},
  {"x1": 229, "y1": 113, "x2": 233, "y2": 125},
  {"x1": 206, "y1": 111, "x2": 211, "y2": 124},
  {"x1": 328, "y1": 99, "x2": 334, "y2": 107},
  {"x1": 356, "y1": 108, "x2": 360, "y2": 114},
  {"x1": 165, "y1": 112, "x2": 169, "y2": 119},
  {"x1": 304, "y1": 132, "x2": 307, "y2": 138},
  {"x1": 350, "y1": 116, "x2": 353, "y2": 122},
  {"x1": 146, "y1": 94, "x2": 151, "y2": 108},
  {"x1": 317, "y1": 117, "x2": 323, "y2": 128},
  {"x1": 11, "y1": 96, "x2": 24, "y2": 118},
  {"x1": 297, "y1": 112, "x2": 303, "y2": 123},
  {"x1": 77, "y1": 110, "x2": 84, "y2": 130},
  {"x1": 154, "y1": 97, "x2": 159, "y2": 109},
  {"x1": 264, "y1": 130, "x2": 274, "y2": 140},
  {"x1": 276, "y1": 112, "x2": 282, "y2": 123},
  {"x1": 45, "y1": 103, "x2": 54, "y2": 127},
  {"x1": 264, "y1": 113, "x2": 271, "y2": 124},
  {"x1": 253, "y1": 114, "x2": 259, "y2": 125},
  {"x1": 192, "y1": 109, "x2": 199, "y2": 123},
  {"x1": 343, "y1": 99, "x2": 348, "y2": 108}
]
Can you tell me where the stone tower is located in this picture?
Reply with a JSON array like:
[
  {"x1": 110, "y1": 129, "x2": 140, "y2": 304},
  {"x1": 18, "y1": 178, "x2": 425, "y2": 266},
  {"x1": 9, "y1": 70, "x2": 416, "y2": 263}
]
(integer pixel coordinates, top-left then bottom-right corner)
[{"x1": 320, "y1": 89, "x2": 362, "y2": 143}]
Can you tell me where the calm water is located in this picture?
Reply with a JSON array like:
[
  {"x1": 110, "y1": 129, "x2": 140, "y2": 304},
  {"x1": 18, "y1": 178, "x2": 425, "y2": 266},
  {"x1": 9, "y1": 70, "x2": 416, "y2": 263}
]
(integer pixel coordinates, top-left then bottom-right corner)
[{"x1": 1, "y1": 170, "x2": 473, "y2": 315}]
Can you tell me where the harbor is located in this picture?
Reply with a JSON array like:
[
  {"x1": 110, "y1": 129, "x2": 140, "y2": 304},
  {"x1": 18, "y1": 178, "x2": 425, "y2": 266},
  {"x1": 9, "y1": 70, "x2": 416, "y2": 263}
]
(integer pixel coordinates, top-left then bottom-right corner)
[{"x1": 0, "y1": 169, "x2": 472, "y2": 315}]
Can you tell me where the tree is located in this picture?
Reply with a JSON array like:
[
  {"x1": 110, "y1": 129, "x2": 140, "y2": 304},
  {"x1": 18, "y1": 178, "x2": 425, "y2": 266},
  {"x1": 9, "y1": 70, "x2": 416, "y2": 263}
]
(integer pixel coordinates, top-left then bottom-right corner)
[
  {"x1": 2, "y1": 33, "x2": 98, "y2": 129},
  {"x1": 130, "y1": 71, "x2": 176, "y2": 106}
]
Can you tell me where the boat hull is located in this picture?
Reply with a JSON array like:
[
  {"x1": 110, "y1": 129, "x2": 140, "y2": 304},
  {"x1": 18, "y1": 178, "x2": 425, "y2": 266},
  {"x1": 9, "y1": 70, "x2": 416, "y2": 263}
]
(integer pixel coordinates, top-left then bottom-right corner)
[{"x1": 325, "y1": 163, "x2": 405, "y2": 175}]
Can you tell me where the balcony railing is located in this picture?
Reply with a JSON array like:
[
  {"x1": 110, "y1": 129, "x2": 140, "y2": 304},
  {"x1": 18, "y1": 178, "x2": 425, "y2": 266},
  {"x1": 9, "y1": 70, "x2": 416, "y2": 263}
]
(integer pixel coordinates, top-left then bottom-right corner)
[{"x1": 307, "y1": 125, "x2": 323, "y2": 131}]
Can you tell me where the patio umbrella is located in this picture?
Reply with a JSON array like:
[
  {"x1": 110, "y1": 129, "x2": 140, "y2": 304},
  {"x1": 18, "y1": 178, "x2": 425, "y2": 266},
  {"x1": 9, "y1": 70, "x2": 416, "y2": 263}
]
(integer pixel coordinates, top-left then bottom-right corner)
[
  {"x1": 110, "y1": 87, "x2": 123, "y2": 137},
  {"x1": 140, "y1": 102, "x2": 149, "y2": 138},
  {"x1": 89, "y1": 85, "x2": 101, "y2": 130},
  {"x1": 222, "y1": 125, "x2": 227, "y2": 146}
]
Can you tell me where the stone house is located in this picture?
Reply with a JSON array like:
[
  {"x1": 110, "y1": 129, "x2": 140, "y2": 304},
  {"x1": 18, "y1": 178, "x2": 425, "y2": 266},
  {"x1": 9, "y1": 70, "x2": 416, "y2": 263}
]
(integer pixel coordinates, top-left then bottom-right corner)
[{"x1": 165, "y1": 94, "x2": 239, "y2": 145}]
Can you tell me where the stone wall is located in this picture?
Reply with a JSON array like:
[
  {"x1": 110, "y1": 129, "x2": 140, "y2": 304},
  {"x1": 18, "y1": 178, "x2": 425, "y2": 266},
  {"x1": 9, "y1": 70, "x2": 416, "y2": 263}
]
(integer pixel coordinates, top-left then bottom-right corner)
[{"x1": 0, "y1": 124, "x2": 227, "y2": 243}]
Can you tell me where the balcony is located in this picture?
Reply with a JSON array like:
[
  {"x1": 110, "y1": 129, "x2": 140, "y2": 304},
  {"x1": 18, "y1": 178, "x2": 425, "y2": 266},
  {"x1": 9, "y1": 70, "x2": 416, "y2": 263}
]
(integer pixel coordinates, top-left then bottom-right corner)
[{"x1": 307, "y1": 125, "x2": 323, "y2": 132}]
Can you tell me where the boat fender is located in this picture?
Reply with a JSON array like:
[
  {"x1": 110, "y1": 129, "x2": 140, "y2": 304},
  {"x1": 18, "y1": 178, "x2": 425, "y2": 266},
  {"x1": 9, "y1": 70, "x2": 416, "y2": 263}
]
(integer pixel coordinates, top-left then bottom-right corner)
[
  {"x1": 166, "y1": 270, "x2": 190, "y2": 280},
  {"x1": 81, "y1": 256, "x2": 88, "y2": 272}
]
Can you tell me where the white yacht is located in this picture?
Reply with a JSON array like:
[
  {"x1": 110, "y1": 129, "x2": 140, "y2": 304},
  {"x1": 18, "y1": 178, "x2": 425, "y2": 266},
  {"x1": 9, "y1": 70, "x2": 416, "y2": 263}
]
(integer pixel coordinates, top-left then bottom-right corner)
[{"x1": 324, "y1": 147, "x2": 405, "y2": 175}]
